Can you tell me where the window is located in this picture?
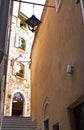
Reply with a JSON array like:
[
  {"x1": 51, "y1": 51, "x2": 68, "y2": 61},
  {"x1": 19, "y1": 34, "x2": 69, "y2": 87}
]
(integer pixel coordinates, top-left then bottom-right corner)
[
  {"x1": 53, "y1": 123, "x2": 59, "y2": 130},
  {"x1": 16, "y1": 62, "x2": 24, "y2": 78},
  {"x1": 20, "y1": 20, "x2": 27, "y2": 30},
  {"x1": 18, "y1": 38, "x2": 26, "y2": 51},
  {"x1": 14, "y1": 35, "x2": 26, "y2": 51},
  {"x1": 73, "y1": 102, "x2": 84, "y2": 130},
  {"x1": 13, "y1": 92, "x2": 24, "y2": 102},
  {"x1": 55, "y1": 0, "x2": 63, "y2": 12},
  {"x1": 68, "y1": 96, "x2": 84, "y2": 130},
  {"x1": 80, "y1": 0, "x2": 84, "y2": 22}
]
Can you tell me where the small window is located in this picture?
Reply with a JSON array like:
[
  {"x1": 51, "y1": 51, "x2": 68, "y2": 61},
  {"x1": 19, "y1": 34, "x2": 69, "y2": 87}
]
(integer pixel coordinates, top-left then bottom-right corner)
[
  {"x1": 14, "y1": 35, "x2": 26, "y2": 51},
  {"x1": 20, "y1": 20, "x2": 27, "y2": 30},
  {"x1": 18, "y1": 38, "x2": 26, "y2": 51},
  {"x1": 53, "y1": 123, "x2": 59, "y2": 130},
  {"x1": 44, "y1": 119, "x2": 49, "y2": 130},
  {"x1": 55, "y1": 0, "x2": 63, "y2": 12},
  {"x1": 16, "y1": 62, "x2": 24, "y2": 78},
  {"x1": 80, "y1": 0, "x2": 84, "y2": 22}
]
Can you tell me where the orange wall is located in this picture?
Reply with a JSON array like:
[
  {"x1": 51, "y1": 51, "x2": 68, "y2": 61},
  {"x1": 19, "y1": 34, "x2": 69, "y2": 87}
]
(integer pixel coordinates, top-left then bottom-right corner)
[{"x1": 31, "y1": 0, "x2": 84, "y2": 130}]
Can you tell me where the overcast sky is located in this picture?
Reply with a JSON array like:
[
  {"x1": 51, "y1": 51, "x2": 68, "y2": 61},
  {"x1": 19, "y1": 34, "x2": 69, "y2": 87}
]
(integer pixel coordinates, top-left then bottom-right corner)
[{"x1": 13, "y1": 0, "x2": 46, "y2": 19}]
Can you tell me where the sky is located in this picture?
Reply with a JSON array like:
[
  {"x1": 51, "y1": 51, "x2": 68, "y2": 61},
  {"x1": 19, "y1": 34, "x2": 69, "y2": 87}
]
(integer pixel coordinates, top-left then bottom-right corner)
[
  {"x1": 20, "y1": 0, "x2": 46, "y2": 19},
  {"x1": 13, "y1": 0, "x2": 46, "y2": 20}
]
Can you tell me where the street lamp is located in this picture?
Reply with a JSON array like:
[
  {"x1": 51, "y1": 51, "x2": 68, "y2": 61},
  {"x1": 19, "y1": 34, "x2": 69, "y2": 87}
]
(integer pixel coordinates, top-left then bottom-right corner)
[
  {"x1": 25, "y1": 15, "x2": 41, "y2": 32},
  {"x1": 13, "y1": 0, "x2": 55, "y2": 32},
  {"x1": 25, "y1": 4, "x2": 41, "y2": 32}
]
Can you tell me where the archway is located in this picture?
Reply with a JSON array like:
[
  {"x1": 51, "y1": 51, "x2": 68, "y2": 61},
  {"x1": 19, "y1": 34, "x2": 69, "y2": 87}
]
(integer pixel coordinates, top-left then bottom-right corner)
[
  {"x1": 42, "y1": 97, "x2": 49, "y2": 130},
  {"x1": 12, "y1": 92, "x2": 24, "y2": 116}
]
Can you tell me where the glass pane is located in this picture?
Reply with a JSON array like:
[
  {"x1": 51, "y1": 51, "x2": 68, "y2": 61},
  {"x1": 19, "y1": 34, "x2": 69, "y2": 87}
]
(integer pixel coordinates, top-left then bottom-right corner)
[{"x1": 13, "y1": 92, "x2": 24, "y2": 101}]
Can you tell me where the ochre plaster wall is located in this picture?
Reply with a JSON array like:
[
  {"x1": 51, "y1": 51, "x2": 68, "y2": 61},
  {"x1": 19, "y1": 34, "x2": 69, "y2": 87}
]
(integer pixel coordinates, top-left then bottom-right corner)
[{"x1": 31, "y1": 0, "x2": 84, "y2": 130}]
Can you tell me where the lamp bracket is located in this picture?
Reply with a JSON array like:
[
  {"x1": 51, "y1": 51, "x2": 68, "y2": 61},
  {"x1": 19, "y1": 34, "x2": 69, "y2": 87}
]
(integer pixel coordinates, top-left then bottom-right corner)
[{"x1": 13, "y1": 0, "x2": 55, "y2": 8}]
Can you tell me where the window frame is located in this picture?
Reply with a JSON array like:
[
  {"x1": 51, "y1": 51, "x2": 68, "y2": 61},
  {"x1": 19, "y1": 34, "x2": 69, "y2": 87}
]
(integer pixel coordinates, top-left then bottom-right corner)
[
  {"x1": 15, "y1": 34, "x2": 26, "y2": 51},
  {"x1": 20, "y1": 20, "x2": 27, "y2": 30},
  {"x1": 15, "y1": 61, "x2": 25, "y2": 78},
  {"x1": 18, "y1": 37, "x2": 26, "y2": 51},
  {"x1": 55, "y1": 0, "x2": 63, "y2": 12}
]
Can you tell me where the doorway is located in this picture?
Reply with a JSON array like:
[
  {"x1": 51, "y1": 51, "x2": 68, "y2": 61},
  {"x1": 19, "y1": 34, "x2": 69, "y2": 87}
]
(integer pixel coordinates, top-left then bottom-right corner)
[
  {"x1": 12, "y1": 92, "x2": 24, "y2": 117},
  {"x1": 44, "y1": 119, "x2": 49, "y2": 130},
  {"x1": 73, "y1": 102, "x2": 84, "y2": 130}
]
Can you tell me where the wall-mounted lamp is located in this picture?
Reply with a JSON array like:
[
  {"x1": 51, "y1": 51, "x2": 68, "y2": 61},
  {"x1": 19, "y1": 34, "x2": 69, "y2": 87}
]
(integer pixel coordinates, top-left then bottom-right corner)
[
  {"x1": 66, "y1": 64, "x2": 74, "y2": 74},
  {"x1": 25, "y1": 4, "x2": 41, "y2": 32},
  {"x1": 14, "y1": 0, "x2": 55, "y2": 32},
  {"x1": 25, "y1": 15, "x2": 41, "y2": 32}
]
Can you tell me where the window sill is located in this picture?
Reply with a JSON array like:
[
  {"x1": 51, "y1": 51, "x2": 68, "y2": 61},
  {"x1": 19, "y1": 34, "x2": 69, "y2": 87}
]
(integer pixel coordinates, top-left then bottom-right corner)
[
  {"x1": 15, "y1": 75, "x2": 24, "y2": 80},
  {"x1": 16, "y1": 47, "x2": 26, "y2": 53}
]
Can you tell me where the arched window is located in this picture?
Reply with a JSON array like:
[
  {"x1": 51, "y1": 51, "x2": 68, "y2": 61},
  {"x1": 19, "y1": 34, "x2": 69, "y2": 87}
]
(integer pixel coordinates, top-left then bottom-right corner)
[{"x1": 13, "y1": 92, "x2": 24, "y2": 102}]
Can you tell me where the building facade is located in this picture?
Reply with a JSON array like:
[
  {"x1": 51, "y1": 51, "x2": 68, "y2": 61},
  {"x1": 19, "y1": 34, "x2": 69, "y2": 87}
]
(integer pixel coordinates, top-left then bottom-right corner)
[
  {"x1": 31, "y1": 0, "x2": 84, "y2": 130},
  {"x1": 0, "y1": 0, "x2": 13, "y2": 128},
  {"x1": 4, "y1": 5, "x2": 34, "y2": 117}
]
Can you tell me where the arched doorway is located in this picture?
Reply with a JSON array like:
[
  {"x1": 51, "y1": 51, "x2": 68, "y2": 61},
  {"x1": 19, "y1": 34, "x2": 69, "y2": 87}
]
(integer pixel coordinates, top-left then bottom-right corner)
[{"x1": 12, "y1": 92, "x2": 24, "y2": 117}]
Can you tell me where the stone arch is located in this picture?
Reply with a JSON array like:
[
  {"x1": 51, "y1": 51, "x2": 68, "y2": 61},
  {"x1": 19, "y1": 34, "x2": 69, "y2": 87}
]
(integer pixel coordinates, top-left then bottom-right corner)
[
  {"x1": 10, "y1": 90, "x2": 27, "y2": 117},
  {"x1": 42, "y1": 97, "x2": 49, "y2": 119},
  {"x1": 42, "y1": 97, "x2": 49, "y2": 130}
]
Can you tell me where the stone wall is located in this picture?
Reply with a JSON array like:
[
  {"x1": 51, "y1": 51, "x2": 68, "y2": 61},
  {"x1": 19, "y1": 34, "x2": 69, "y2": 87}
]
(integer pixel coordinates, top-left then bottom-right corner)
[
  {"x1": 31, "y1": 0, "x2": 84, "y2": 130},
  {"x1": 4, "y1": 16, "x2": 34, "y2": 117}
]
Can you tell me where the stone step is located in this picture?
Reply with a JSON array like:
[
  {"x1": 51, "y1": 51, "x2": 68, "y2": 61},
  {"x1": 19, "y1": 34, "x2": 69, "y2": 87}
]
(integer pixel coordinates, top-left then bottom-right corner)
[
  {"x1": 3, "y1": 116, "x2": 32, "y2": 120},
  {"x1": 2, "y1": 128, "x2": 36, "y2": 130},
  {"x1": 3, "y1": 120, "x2": 35, "y2": 124},
  {"x1": 2, "y1": 124, "x2": 36, "y2": 128},
  {"x1": 2, "y1": 117, "x2": 37, "y2": 130}
]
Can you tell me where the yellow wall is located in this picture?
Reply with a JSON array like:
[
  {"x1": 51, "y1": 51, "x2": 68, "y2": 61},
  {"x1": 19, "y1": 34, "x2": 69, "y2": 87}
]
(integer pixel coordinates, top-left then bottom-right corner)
[{"x1": 31, "y1": 0, "x2": 84, "y2": 130}]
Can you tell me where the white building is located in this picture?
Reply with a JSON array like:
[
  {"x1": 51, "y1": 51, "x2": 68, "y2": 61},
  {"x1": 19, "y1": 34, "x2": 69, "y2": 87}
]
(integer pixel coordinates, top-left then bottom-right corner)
[{"x1": 4, "y1": 2, "x2": 34, "y2": 117}]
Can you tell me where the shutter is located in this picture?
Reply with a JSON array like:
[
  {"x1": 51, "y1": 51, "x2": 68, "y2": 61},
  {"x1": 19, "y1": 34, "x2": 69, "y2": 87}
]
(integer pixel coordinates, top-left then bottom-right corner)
[
  {"x1": 15, "y1": 34, "x2": 19, "y2": 47},
  {"x1": 16, "y1": 18, "x2": 20, "y2": 27}
]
